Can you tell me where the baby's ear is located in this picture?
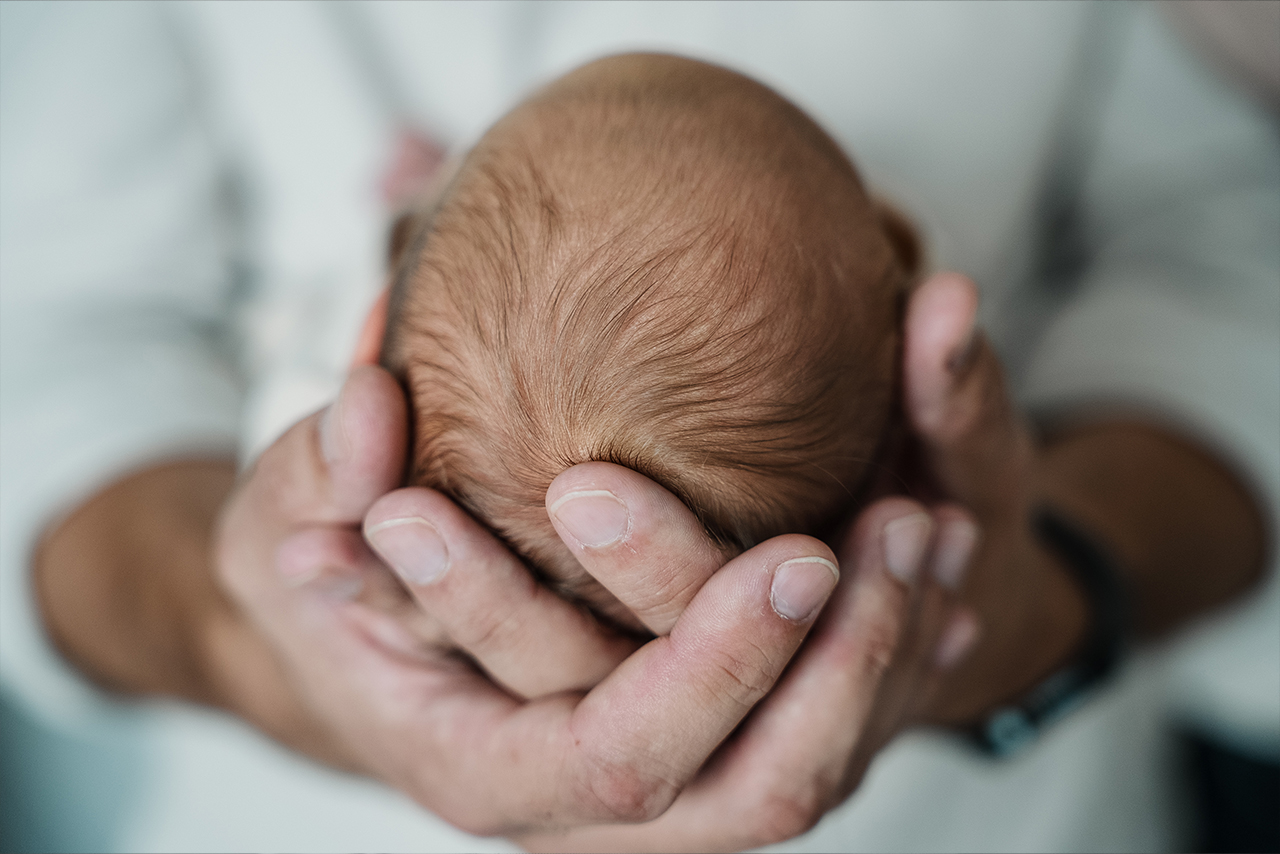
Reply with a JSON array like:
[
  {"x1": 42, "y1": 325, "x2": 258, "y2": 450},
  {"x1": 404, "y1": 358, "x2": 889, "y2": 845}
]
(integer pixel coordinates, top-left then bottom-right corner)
[
  {"x1": 351, "y1": 288, "x2": 390, "y2": 369},
  {"x1": 872, "y1": 197, "x2": 923, "y2": 284},
  {"x1": 387, "y1": 209, "x2": 422, "y2": 271}
]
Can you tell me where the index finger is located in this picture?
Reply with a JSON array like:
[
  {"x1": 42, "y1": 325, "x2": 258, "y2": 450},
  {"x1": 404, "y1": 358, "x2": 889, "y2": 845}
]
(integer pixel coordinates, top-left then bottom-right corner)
[{"x1": 546, "y1": 462, "x2": 731, "y2": 635}]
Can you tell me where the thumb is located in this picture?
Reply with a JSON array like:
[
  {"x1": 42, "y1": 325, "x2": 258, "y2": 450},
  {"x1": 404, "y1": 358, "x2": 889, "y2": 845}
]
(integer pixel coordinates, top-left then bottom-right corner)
[
  {"x1": 903, "y1": 273, "x2": 1032, "y2": 518},
  {"x1": 252, "y1": 365, "x2": 409, "y2": 526}
]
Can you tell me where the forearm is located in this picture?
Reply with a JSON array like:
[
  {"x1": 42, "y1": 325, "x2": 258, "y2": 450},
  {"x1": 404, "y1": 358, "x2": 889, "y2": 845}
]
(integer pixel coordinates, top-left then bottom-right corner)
[
  {"x1": 1037, "y1": 419, "x2": 1268, "y2": 638},
  {"x1": 35, "y1": 459, "x2": 237, "y2": 700},
  {"x1": 929, "y1": 418, "x2": 1268, "y2": 725},
  {"x1": 32, "y1": 460, "x2": 332, "y2": 759}
]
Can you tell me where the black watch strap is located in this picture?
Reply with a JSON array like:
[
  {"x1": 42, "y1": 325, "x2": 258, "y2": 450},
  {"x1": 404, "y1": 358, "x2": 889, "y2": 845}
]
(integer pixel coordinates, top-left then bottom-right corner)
[{"x1": 972, "y1": 507, "x2": 1131, "y2": 757}]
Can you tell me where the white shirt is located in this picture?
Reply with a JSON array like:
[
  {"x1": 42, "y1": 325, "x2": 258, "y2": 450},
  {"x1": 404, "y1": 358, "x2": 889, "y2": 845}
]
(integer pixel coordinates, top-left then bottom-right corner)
[{"x1": 2, "y1": 2, "x2": 1276, "y2": 851}]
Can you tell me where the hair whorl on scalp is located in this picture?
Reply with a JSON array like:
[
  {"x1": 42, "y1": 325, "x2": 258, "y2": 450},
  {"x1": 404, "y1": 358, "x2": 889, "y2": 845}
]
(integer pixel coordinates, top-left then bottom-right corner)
[{"x1": 382, "y1": 54, "x2": 907, "y2": 603}]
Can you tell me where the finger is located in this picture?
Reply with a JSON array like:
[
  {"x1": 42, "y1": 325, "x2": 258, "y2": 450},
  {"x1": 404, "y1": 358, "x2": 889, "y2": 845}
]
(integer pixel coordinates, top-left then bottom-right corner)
[
  {"x1": 920, "y1": 505, "x2": 983, "y2": 675},
  {"x1": 884, "y1": 503, "x2": 980, "y2": 672},
  {"x1": 276, "y1": 527, "x2": 449, "y2": 659},
  {"x1": 933, "y1": 605, "x2": 982, "y2": 672},
  {"x1": 546, "y1": 462, "x2": 730, "y2": 635},
  {"x1": 434, "y1": 535, "x2": 839, "y2": 834},
  {"x1": 871, "y1": 505, "x2": 982, "y2": 729},
  {"x1": 713, "y1": 500, "x2": 954, "y2": 837},
  {"x1": 365, "y1": 487, "x2": 640, "y2": 698},
  {"x1": 539, "y1": 535, "x2": 839, "y2": 826},
  {"x1": 903, "y1": 272, "x2": 1032, "y2": 515},
  {"x1": 522, "y1": 499, "x2": 932, "y2": 851},
  {"x1": 924, "y1": 503, "x2": 984, "y2": 681},
  {"x1": 249, "y1": 364, "x2": 408, "y2": 527},
  {"x1": 291, "y1": 532, "x2": 835, "y2": 834}
]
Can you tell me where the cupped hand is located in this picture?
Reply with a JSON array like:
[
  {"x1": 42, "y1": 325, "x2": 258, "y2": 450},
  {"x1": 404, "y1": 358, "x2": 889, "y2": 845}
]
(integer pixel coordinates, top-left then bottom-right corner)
[
  {"x1": 900, "y1": 273, "x2": 1088, "y2": 723},
  {"x1": 510, "y1": 482, "x2": 980, "y2": 852},
  {"x1": 358, "y1": 456, "x2": 983, "y2": 850},
  {"x1": 214, "y1": 365, "x2": 848, "y2": 837},
  {"x1": 235, "y1": 274, "x2": 1012, "y2": 849},
  {"x1": 217, "y1": 268, "x2": 1073, "y2": 849}
]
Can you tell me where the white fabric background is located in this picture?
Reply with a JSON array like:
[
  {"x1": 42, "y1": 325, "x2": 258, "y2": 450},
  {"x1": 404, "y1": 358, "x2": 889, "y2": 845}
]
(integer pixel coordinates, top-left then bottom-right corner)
[{"x1": 2, "y1": 2, "x2": 1276, "y2": 850}]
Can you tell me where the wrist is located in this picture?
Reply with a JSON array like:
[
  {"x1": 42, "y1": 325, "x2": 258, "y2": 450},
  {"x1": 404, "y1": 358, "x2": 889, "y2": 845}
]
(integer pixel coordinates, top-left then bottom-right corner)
[
  {"x1": 35, "y1": 460, "x2": 238, "y2": 701},
  {"x1": 925, "y1": 514, "x2": 1089, "y2": 725},
  {"x1": 198, "y1": 600, "x2": 353, "y2": 768},
  {"x1": 1036, "y1": 420, "x2": 1266, "y2": 637},
  {"x1": 970, "y1": 508, "x2": 1131, "y2": 754}
]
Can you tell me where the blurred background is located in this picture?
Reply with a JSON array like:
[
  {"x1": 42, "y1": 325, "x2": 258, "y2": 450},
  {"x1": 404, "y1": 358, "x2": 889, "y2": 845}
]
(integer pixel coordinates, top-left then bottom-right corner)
[{"x1": 1, "y1": 2, "x2": 1277, "y2": 851}]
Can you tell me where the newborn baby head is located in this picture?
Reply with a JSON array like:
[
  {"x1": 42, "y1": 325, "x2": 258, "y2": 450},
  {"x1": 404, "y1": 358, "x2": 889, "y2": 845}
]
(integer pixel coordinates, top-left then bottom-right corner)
[{"x1": 381, "y1": 54, "x2": 917, "y2": 624}]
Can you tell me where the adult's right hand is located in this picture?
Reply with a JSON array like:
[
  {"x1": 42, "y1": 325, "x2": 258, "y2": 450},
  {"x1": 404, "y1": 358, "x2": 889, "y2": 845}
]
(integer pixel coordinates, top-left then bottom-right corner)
[
  {"x1": 214, "y1": 364, "x2": 856, "y2": 837},
  {"x1": 351, "y1": 439, "x2": 980, "y2": 848}
]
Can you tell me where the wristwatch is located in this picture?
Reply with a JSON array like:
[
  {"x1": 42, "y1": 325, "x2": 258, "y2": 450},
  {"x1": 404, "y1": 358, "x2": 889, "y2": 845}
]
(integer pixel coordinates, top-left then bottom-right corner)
[{"x1": 972, "y1": 507, "x2": 1131, "y2": 757}]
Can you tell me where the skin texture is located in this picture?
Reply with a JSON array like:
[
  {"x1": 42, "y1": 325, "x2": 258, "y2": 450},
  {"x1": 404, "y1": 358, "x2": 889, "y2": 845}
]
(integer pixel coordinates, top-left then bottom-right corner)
[{"x1": 34, "y1": 272, "x2": 1267, "y2": 849}]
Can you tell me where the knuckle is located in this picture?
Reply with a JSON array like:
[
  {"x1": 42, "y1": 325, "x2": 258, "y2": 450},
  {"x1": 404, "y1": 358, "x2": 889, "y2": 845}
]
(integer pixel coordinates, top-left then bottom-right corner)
[
  {"x1": 746, "y1": 784, "x2": 824, "y2": 846},
  {"x1": 581, "y1": 754, "x2": 678, "y2": 823},
  {"x1": 257, "y1": 452, "x2": 306, "y2": 514},
  {"x1": 702, "y1": 641, "x2": 778, "y2": 711},
  {"x1": 930, "y1": 390, "x2": 985, "y2": 446},
  {"x1": 434, "y1": 805, "x2": 504, "y2": 839},
  {"x1": 858, "y1": 610, "x2": 904, "y2": 682},
  {"x1": 263, "y1": 434, "x2": 331, "y2": 520},
  {"x1": 212, "y1": 517, "x2": 254, "y2": 597},
  {"x1": 410, "y1": 783, "x2": 506, "y2": 838},
  {"x1": 456, "y1": 598, "x2": 521, "y2": 654},
  {"x1": 632, "y1": 568, "x2": 700, "y2": 623}
]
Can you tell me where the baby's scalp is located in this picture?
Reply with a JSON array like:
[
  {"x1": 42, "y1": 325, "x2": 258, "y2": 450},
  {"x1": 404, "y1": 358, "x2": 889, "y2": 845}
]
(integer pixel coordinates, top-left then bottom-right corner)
[{"x1": 382, "y1": 53, "x2": 914, "y2": 622}]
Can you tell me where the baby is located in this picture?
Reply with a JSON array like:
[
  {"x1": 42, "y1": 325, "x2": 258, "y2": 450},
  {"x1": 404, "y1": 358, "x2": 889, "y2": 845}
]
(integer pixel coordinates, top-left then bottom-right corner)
[{"x1": 380, "y1": 54, "x2": 918, "y2": 625}]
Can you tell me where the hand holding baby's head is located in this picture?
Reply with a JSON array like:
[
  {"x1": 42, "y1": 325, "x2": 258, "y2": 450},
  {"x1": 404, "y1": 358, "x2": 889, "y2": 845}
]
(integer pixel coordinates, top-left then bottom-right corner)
[{"x1": 381, "y1": 54, "x2": 918, "y2": 623}]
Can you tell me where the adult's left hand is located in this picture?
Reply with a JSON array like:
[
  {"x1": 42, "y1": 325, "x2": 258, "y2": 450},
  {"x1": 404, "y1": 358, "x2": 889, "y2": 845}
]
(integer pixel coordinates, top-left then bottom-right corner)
[
  {"x1": 895, "y1": 271, "x2": 1265, "y2": 725},
  {"x1": 216, "y1": 366, "x2": 853, "y2": 837},
  {"x1": 518, "y1": 268, "x2": 1269, "y2": 848}
]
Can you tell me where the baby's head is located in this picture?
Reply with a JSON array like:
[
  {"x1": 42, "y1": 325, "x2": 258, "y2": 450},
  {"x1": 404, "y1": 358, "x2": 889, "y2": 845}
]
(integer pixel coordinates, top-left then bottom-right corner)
[{"x1": 381, "y1": 54, "x2": 918, "y2": 624}]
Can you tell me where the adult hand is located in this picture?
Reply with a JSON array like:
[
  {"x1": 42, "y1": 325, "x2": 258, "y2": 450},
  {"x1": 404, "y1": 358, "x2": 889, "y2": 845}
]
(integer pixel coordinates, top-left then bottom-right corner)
[
  {"x1": 512, "y1": 267, "x2": 1267, "y2": 848},
  {"x1": 896, "y1": 272, "x2": 1088, "y2": 721},
  {"x1": 223, "y1": 267, "x2": 1262, "y2": 851},
  {"x1": 216, "y1": 365, "x2": 851, "y2": 836},
  {"x1": 36, "y1": 268, "x2": 1262, "y2": 849},
  {"x1": 507, "y1": 476, "x2": 980, "y2": 852},
  {"x1": 358, "y1": 399, "x2": 986, "y2": 850},
  {"x1": 164, "y1": 265, "x2": 1266, "y2": 849},
  {"x1": 895, "y1": 271, "x2": 1265, "y2": 724}
]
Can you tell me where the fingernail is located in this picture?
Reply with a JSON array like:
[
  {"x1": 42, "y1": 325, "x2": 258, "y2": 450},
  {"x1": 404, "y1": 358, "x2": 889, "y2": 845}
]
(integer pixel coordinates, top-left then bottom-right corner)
[
  {"x1": 771, "y1": 557, "x2": 839, "y2": 622},
  {"x1": 934, "y1": 610, "x2": 981, "y2": 670},
  {"x1": 549, "y1": 490, "x2": 630, "y2": 548},
  {"x1": 366, "y1": 517, "x2": 450, "y2": 585},
  {"x1": 319, "y1": 396, "x2": 345, "y2": 465},
  {"x1": 945, "y1": 325, "x2": 979, "y2": 377},
  {"x1": 883, "y1": 513, "x2": 933, "y2": 584},
  {"x1": 931, "y1": 518, "x2": 980, "y2": 590}
]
